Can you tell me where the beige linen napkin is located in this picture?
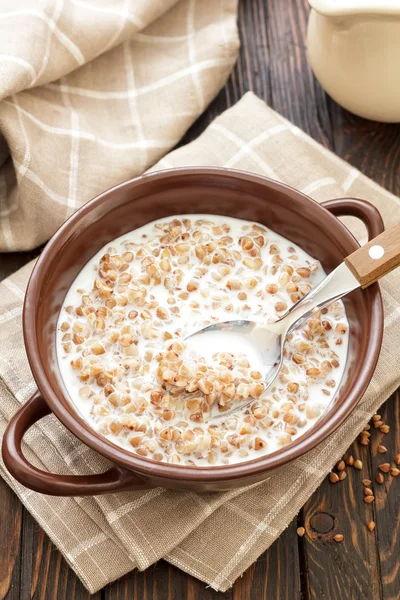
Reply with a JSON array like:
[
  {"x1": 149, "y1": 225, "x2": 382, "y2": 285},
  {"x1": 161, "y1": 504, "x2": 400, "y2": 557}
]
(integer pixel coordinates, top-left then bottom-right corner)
[
  {"x1": 1, "y1": 92, "x2": 400, "y2": 593},
  {"x1": 0, "y1": 0, "x2": 239, "y2": 250}
]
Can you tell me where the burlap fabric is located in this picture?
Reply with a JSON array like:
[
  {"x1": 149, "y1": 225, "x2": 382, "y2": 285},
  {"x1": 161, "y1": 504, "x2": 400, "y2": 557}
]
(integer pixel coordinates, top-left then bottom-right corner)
[{"x1": 1, "y1": 3, "x2": 400, "y2": 595}]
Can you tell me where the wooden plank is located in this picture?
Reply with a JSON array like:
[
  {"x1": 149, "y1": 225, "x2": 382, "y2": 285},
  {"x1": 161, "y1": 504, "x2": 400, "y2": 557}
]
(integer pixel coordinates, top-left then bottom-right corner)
[
  {"x1": 103, "y1": 561, "x2": 232, "y2": 600},
  {"x1": 328, "y1": 100, "x2": 400, "y2": 193},
  {"x1": 0, "y1": 250, "x2": 39, "y2": 281},
  {"x1": 233, "y1": 519, "x2": 301, "y2": 600},
  {"x1": 178, "y1": 0, "x2": 271, "y2": 147},
  {"x1": 370, "y1": 391, "x2": 400, "y2": 600},
  {"x1": 0, "y1": 480, "x2": 22, "y2": 600},
  {"x1": 266, "y1": 0, "x2": 333, "y2": 146},
  {"x1": 0, "y1": 254, "x2": 34, "y2": 600},
  {"x1": 300, "y1": 437, "x2": 382, "y2": 600},
  {"x1": 299, "y1": 392, "x2": 399, "y2": 600},
  {"x1": 17, "y1": 508, "x2": 101, "y2": 600}
]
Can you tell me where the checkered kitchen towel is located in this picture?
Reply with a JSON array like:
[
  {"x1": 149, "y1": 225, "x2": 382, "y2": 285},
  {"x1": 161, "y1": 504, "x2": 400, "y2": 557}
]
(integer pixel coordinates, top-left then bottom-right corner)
[
  {"x1": 1, "y1": 2, "x2": 400, "y2": 595},
  {"x1": 0, "y1": 0, "x2": 238, "y2": 250}
]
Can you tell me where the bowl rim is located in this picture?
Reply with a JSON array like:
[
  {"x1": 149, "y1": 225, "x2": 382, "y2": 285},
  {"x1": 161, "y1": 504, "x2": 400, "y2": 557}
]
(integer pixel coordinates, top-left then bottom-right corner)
[{"x1": 23, "y1": 166, "x2": 383, "y2": 483}]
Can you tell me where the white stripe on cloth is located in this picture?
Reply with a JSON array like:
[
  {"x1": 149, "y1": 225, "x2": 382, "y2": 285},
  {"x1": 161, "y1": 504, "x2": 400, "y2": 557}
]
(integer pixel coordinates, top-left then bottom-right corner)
[
  {"x1": 170, "y1": 546, "x2": 220, "y2": 574},
  {"x1": 11, "y1": 96, "x2": 31, "y2": 181},
  {"x1": 60, "y1": 78, "x2": 80, "y2": 212},
  {"x1": 33, "y1": 0, "x2": 64, "y2": 85},
  {"x1": 342, "y1": 167, "x2": 359, "y2": 193},
  {"x1": 100, "y1": 0, "x2": 131, "y2": 55},
  {"x1": 187, "y1": 0, "x2": 204, "y2": 112},
  {"x1": 2, "y1": 93, "x2": 33, "y2": 249},
  {"x1": 44, "y1": 57, "x2": 234, "y2": 99},
  {"x1": 106, "y1": 499, "x2": 161, "y2": 563},
  {"x1": 226, "y1": 500, "x2": 278, "y2": 532},
  {"x1": 68, "y1": 532, "x2": 109, "y2": 560},
  {"x1": 0, "y1": 10, "x2": 84, "y2": 65},
  {"x1": 221, "y1": 123, "x2": 289, "y2": 172},
  {"x1": 296, "y1": 460, "x2": 322, "y2": 476},
  {"x1": 0, "y1": 305, "x2": 22, "y2": 325},
  {"x1": 0, "y1": 355, "x2": 23, "y2": 392},
  {"x1": 0, "y1": 184, "x2": 19, "y2": 218},
  {"x1": 301, "y1": 177, "x2": 336, "y2": 196},
  {"x1": 2, "y1": 279, "x2": 25, "y2": 300},
  {"x1": 0, "y1": 176, "x2": 15, "y2": 249},
  {"x1": 0, "y1": 55, "x2": 36, "y2": 84},
  {"x1": 219, "y1": 0, "x2": 229, "y2": 56},
  {"x1": 4, "y1": 101, "x2": 174, "y2": 151},
  {"x1": 384, "y1": 304, "x2": 400, "y2": 329},
  {"x1": 132, "y1": 32, "x2": 193, "y2": 44},
  {"x1": 70, "y1": 0, "x2": 143, "y2": 29},
  {"x1": 13, "y1": 161, "x2": 68, "y2": 206},
  {"x1": 123, "y1": 41, "x2": 147, "y2": 172},
  {"x1": 61, "y1": 445, "x2": 98, "y2": 467},
  {"x1": 14, "y1": 382, "x2": 37, "y2": 403},
  {"x1": 107, "y1": 488, "x2": 165, "y2": 523},
  {"x1": 211, "y1": 122, "x2": 284, "y2": 179},
  {"x1": 353, "y1": 400, "x2": 375, "y2": 417}
]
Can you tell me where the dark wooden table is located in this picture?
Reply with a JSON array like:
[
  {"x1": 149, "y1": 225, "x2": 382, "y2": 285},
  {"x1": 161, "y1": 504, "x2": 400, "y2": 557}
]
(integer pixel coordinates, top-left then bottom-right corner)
[{"x1": 1, "y1": 1, "x2": 399, "y2": 598}]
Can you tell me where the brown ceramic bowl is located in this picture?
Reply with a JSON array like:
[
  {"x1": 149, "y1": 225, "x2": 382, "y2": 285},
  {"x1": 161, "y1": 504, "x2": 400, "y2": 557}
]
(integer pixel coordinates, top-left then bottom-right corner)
[{"x1": 2, "y1": 168, "x2": 384, "y2": 496}]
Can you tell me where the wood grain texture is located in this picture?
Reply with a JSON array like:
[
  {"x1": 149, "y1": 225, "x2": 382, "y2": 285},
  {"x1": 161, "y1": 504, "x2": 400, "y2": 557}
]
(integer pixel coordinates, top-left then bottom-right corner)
[
  {"x1": 17, "y1": 509, "x2": 101, "y2": 600},
  {"x1": 0, "y1": 479, "x2": 22, "y2": 600},
  {"x1": 301, "y1": 392, "x2": 400, "y2": 600},
  {"x1": 345, "y1": 221, "x2": 400, "y2": 288},
  {"x1": 103, "y1": 561, "x2": 232, "y2": 600},
  {"x1": 232, "y1": 519, "x2": 301, "y2": 600},
  {"x1": 370, "y1": 392, "x2": 400, "y2": 600},
  {"x1": 0, "y1": 250, "x2": 39, "y2": 281},
  {"x1": 101, "y1": 520, "x2": 301, "y2": 600},
  {"x1": 0, "y1": 0, "x2": 399, "y2": 598},
  {"x1": 329, "y1": 101, "x2": 400, "y2": 193},
  {"x1": 301, "y1": 439, "x2": 382, "y2": 600}
]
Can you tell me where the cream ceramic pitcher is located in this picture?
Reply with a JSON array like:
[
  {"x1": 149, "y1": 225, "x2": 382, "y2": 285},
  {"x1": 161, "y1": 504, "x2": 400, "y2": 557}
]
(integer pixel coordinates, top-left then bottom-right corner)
[{"x1": 307, "y1": 1, "x2": 400, "y2": 122}]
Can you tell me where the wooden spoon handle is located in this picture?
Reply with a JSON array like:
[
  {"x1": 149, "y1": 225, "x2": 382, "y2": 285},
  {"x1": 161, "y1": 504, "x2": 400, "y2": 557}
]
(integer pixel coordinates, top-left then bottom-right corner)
[{"x1": 344, "y1": 221, "x2": 400, "y2": 288}]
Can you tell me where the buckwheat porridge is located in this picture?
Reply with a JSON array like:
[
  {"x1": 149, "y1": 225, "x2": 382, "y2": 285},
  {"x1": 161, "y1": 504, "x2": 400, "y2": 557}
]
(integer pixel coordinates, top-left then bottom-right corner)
[{"x1": 56, "y1": 215, "x2": 349, "y2": 466}]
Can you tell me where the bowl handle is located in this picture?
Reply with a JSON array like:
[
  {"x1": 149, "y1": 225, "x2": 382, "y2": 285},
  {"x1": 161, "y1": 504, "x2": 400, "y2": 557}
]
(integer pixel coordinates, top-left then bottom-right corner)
[
  {"x1": 2, "y1": 392, "x2": 150, "y2": 496},
  {"x1": 321, "y1": 198, "x2": 384, "y2": 240}
]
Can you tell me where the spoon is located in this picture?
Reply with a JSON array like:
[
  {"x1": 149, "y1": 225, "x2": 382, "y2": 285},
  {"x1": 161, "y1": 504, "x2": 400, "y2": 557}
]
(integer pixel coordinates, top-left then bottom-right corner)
[{"x1": 186, "y1": 220, "x2": 400, "y2": 419}]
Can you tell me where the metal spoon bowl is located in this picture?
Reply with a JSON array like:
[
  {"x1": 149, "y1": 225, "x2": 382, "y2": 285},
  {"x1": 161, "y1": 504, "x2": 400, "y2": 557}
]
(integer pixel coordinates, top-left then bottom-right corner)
[{"x1": 186, "y1": 262, "x2": 360, "y2": 419}]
